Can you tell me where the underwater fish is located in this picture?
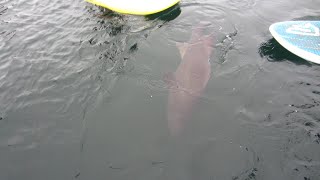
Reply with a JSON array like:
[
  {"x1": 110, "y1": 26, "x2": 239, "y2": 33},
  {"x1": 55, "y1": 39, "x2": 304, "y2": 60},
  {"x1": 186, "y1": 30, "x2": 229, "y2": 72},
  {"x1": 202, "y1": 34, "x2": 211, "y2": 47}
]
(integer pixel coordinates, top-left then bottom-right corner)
[{"x1": 166, "y1": 24, "x2": 214, "y2": 136}]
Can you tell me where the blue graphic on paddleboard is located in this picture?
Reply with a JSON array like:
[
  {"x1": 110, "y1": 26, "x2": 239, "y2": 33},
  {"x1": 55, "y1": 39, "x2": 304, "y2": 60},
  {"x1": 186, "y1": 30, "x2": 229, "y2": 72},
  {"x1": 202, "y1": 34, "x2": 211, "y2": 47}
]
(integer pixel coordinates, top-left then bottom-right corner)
[{"x1": 269, "y1": 21, "x2": 320, "y2": 64}]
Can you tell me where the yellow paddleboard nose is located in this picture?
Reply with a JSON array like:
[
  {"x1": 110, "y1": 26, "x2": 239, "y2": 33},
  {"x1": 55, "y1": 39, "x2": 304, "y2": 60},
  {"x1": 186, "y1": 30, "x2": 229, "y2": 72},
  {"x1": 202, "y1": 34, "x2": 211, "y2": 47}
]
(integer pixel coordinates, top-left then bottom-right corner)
[{"x1": 86, "y1": 0, "x2": 180, "y2": 15}]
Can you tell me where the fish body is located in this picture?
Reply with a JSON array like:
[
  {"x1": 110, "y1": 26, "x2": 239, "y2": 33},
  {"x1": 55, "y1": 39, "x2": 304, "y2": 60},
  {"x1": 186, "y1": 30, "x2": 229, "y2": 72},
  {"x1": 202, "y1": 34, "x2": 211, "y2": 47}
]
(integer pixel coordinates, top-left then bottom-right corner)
[{"x1": 167, "y1": 25, "x2": 214, "y2": 135}]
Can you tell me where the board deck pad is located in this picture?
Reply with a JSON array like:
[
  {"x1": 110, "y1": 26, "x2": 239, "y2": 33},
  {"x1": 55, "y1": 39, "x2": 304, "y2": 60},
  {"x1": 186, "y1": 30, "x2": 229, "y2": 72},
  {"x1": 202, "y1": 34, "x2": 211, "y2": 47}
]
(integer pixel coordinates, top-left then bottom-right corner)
[
  {"x1": 86, "y1": 0, "x2": 180, "y2": 15},
  {"x1": 269, "y1": 21, "x2": 320, "y2": 64}
]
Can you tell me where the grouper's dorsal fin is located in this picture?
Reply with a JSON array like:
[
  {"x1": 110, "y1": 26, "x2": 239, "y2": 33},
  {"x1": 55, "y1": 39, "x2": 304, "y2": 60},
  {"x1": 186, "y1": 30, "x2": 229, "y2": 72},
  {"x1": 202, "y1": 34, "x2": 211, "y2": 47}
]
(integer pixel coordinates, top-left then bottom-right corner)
[{"x1": 176, "y1": 42, "x2": 189, "y2": 59}]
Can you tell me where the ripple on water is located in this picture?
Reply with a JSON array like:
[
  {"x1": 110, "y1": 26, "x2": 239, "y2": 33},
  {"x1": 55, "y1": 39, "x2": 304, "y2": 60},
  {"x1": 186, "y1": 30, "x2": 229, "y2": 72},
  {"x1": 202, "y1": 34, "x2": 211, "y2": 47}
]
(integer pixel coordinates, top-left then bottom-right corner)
[
  {"x1": 234, "y1": 70, "x2": 320, "y2": 178},
  {"x1": 0, "y1": 0, "x2": 177, "y2": 153},
  {"x1": 1, "y1": 0, "x2": 320, "y2": 179},
  {"x1": 0, "y1": 0, "x2": 104, "y2": 149},
  {"x1": 164, "y1": 1, "x2": 240, "y2": 65},
  {"x1": 228, "y1": 0, "x2": 256, "y2": 10},
  {"x1": 188, "y1": 138, "x2": 259, "y2": 180},
  {"x1": 281, "y1": 132, "x2": 320, "y2": 180}
]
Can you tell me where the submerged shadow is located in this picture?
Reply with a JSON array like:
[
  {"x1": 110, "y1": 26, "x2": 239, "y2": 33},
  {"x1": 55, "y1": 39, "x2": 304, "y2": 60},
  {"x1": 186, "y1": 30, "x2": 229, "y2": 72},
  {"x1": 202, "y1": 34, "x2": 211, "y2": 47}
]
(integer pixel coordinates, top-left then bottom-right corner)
[
  {"x1": 259, "y1": 38, "x2": 312, "y2": 66},
  {"x1": 292, "y1": 15, "x2": 320, "y2": 21},
  {"x1": 145, "y1": 4, "x2": 181, "y2": 22}
]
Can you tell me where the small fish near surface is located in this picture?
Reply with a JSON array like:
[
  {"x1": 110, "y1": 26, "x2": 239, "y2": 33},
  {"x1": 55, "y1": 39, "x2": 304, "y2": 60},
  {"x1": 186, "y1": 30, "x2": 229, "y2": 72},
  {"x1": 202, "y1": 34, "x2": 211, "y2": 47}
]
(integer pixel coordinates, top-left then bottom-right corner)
[{"x1": 165, "y1": 23, "x2": 214, "y2": 136}]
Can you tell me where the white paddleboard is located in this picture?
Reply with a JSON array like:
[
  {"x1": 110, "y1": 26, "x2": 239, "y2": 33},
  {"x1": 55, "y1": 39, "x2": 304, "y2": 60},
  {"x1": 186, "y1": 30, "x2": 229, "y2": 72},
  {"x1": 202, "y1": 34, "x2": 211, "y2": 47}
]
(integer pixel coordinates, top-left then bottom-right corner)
[
  {"x1": 269, "y1": 21, "x2": 320, "y2": 64},
  {"x1": 86, "y1": 0, "x2": 180, "y2": 15}
]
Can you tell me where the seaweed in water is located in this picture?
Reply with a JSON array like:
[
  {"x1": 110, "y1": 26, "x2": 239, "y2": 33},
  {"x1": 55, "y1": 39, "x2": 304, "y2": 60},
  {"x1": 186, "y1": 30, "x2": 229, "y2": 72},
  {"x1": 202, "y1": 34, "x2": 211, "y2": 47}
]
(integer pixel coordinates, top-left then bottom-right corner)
[
  {"x1": 232, "y1": 168, "x2": 258, "y2": 180},
  {"x1": 101, "y1": 9, "x2": 123, "y2": 19},
  {"x1": 0, "y1": 30, "x2": 16, "y2": 42},
  {"x1": 108, "y1": 164, "x2": 124, "y2": 170},
  {"x1": 215, "y1": 28, "x2": 238, "y2": 63},
  {"x1": 129, "y1": 43, "x2": 138, "y2": 53},
  {"x1": 291, "y1": 103, "x2": 316, "y2": 109},
  {"x1": 315, "y1": 133, "x2": 320, "y2": 144},
  {"x1": 88, "y1": 37, "x2": 97, "y2": 45},
  {"x1": 0, "y1": 5, "x2": 8, "y2": 15},
  {"x1": 74, "y1": 172, "x2": 80, "y2": 178},
  {"x1": 312, "y1": 91, "x2": 320, "y2": 95},
  {"x1": 109, "y1": 24, "x2": 124, "y2": 36},
  {"x1": 151, "y1": 161, "x2": 164, "y2": 165}
]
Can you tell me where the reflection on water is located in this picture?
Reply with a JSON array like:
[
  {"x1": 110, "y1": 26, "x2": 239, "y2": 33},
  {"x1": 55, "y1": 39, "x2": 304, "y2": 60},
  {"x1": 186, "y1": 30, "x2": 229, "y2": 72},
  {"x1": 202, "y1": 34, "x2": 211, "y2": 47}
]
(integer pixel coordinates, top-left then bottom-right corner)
[
  {"x1": 145, "y1": 4, "x2": 181, "y2": 22},
  {"x1": 259, "y1": 38, "x2": 312, "y2": 66},
  {"x1": 1, "y1": 0, "x2": 320, "y2": 179}
]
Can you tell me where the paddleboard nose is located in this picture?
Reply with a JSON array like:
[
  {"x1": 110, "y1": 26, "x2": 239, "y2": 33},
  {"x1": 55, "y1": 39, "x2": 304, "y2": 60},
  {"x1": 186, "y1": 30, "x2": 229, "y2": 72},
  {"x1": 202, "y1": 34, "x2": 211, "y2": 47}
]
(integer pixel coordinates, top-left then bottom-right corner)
[{"x1": 86, "y1": 0, "x2": 181, "y2": 15}]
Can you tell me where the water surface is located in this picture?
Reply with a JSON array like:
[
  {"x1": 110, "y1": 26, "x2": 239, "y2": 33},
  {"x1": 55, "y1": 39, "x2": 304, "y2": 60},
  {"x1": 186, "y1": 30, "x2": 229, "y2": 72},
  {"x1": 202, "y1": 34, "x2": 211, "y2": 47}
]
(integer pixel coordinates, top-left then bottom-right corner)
[{"x1": 1, "y1": 0, "x2": 320, "y2": 179}]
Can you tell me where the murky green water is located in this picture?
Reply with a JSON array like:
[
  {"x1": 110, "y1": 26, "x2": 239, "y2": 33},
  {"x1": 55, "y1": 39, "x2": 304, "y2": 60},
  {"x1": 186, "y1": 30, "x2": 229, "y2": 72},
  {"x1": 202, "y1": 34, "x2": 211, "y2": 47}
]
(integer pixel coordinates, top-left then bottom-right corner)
[{"x1": 1, "y1": 0, "x2": 320, "y2": 179}]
